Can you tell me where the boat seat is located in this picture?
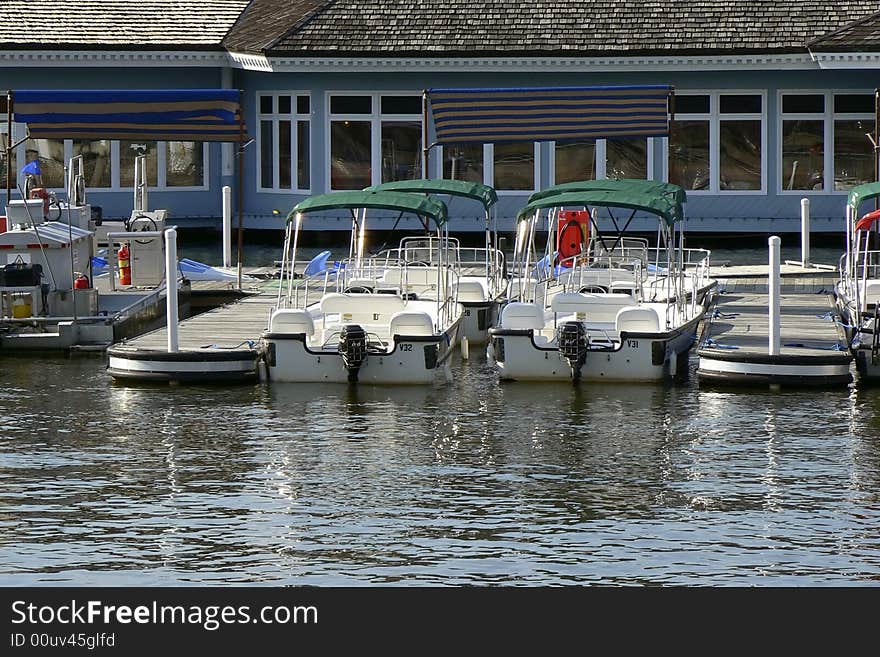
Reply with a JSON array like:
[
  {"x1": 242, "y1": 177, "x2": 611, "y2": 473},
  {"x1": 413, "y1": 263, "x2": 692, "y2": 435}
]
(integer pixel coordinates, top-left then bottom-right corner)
[
  {"x1": 270, "y1": 309, "x2": 315, "y2": 336},
  {"x1": 320, "y1": 292, "x2": 405, "y2": 324},
  {"x1": 457, "y1": 278, "x2": 488, "y2": 302},
  {"x1": 390, "y1": 311, "x2": 434, "y2": 337},
  {"x1": 550, "y1": 292, "x2": 635, "y2": 323},
  {"x1": 615, "y1": 306, "x2": 662, "y2": 334},
  {"x1": 500, "y1": 302, "x2": 544, "y2": 330}
]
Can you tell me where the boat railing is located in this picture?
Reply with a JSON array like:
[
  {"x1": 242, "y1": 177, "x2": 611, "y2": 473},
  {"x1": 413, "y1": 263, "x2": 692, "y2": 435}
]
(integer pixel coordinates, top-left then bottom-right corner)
[{"x1": 682, "y1": 247, "x2": 712, "y2": 290}]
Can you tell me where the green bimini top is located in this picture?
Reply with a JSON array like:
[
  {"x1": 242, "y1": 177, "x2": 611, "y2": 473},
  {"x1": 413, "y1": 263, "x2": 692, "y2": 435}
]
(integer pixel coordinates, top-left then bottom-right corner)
[
  {"x1": 366, "y1": 179, "x2": 498, "y2": 211},
  {"x1": 289, "y1": 190, "x2": 448, "y2": 225},
  {"x1": 846, "y1": 182, "x2": 880, "y2": 212},
  {"x1": 515, "y1": 189, "x2": 683, "y2": 226},
  {"x1": 528, "y1": 179, "x2": 687, "y2": 206}
]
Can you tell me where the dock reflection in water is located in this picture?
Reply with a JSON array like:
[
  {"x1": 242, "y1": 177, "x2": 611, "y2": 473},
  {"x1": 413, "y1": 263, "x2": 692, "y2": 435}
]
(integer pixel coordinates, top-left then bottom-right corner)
[{"x1": 0, "y1": 352, "x2": 878, "y2": 585}]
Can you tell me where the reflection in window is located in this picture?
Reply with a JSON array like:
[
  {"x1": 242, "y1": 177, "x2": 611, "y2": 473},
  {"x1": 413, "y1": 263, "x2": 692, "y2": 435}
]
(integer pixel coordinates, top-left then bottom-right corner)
[
  {"x1": 297, "y1": 121, "x2": 310, "y2": 190},
  {"x1": 668, "y1": 121, "x2": 709, "y2": 190},
  {"x1": 443, "y1": 144, "x2": 483, "y2": 183},
  {"x1": 606, "y1": 138, "x2": 647, "y2": 179},
  {"x1": 0, "y1": 132, "x2": 15, "y2": 186},
  {"x1": 834, "y1": 120, "x2": 874, "y2": 191},
  {"x1": 260, "y1": 121, "x2": 274, "y2": 189},
  {"x1": 119, "y1": 141, "x2": 158, "y2": 187},
  {"x1": 381, "y1": 121, "x2": 421, "y2": 182},
  {"x1": 166, "y1": 142, "x2": 203, "y2": 187},
  {"x1": 555, "y1": 140, "x2": 596, "y2": 184},
  {"x1": 24, "y1": 138, "x2": 65, "y2": 188},
  {"x1": 720, "y1": 120, "x2": 761, "y2": 190},
  {"x1": 73, "y1": 139, "x2": 112, "y2": 188},
  {"x1": 494, "y1": 142, "x2": 535, "y2": 190},
  {"x1": 781, "y1": 121, "x2": 823, "y2": 191},
  {"x1": 330, "y1": 121, "x2": 371, "y2": 190}
]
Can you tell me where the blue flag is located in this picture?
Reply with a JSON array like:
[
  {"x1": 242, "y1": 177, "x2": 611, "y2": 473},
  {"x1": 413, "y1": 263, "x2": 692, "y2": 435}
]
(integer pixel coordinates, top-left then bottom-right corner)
[{"x1": 20, "y1": 160, "x2": 41, "y2": 176}]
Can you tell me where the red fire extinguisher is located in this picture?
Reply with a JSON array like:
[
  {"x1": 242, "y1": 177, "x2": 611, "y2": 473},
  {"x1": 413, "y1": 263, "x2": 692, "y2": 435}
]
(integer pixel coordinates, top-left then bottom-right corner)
[
  {"x1": 118, "y1": 243, "x2": 132, "y2": 286},
  {"x1": 74, "y1": 273, "x2": 90, "y2": 289}
]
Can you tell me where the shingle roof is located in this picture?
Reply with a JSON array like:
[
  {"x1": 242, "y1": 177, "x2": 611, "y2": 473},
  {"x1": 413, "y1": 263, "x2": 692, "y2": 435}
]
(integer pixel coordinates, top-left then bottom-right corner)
[
  {"x1": 233, "y1": 0, "x2": 880, "y2": 56},
  {"x1": 808, "y1": 9, "x2": 880, "y2": 51},
  {"x1": 223, "y1": 0, "x2": 327, "y2": 52},
  {"x1": 0, "y1": 1, "x2": 251, "y2": 49}
]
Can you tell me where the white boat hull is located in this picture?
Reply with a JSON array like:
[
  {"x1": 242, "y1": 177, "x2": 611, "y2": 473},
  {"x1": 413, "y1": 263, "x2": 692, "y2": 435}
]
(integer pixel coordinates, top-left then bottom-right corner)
[
  {"x1": 263, "y1": 320, "x2": 460, "y2": 384},
  {"x1": 488, "y1": 315, "x2": 700, "y2": 382},
  {"x1": 459, "y1": 300, "x2": 500, "y2": 345}
]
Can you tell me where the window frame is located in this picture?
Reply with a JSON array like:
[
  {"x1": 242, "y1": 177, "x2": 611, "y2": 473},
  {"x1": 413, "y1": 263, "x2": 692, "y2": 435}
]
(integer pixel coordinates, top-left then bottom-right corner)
[
  {"x1": 664, "y1": 90, "x2": 767, "y2": 195},
  {"x1": 256, "y1": 91, "x2": 312, "y2": 194},
  {"x1": 777, "y1": 89, "x2": 876, "y2": 195}
]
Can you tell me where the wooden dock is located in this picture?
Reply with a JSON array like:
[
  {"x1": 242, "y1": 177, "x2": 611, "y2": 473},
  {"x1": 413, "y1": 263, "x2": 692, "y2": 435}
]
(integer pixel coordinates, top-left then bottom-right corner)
[{"x1": 696, "y1": 289, "x2": 853, "y2": 387}]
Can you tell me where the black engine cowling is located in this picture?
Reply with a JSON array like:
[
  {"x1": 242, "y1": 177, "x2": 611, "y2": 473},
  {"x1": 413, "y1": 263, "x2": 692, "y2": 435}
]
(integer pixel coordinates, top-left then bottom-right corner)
[
  {"x1": 556, "y1": 321, "x2": 589, "y2": 382},
  {"x1": 339, "y1": 324, "x2": 368, "y2": 382}
]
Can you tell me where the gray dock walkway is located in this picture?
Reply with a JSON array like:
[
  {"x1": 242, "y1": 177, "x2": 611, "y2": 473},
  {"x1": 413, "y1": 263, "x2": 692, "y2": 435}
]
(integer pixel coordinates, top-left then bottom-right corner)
[{"x1": 696, "y1": 289, "x2": 853, "y2": 387}]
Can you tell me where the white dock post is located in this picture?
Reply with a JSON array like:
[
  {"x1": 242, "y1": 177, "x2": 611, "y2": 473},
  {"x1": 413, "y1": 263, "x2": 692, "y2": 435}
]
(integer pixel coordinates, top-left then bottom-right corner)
[
  {"x1": 165, "y1": 228, "x2": 179, "y2": 353},
  {"x1": 800, "y1": 198, "x2": 810, "y2": 268},
  {"x1": 222, "y1": 185, "x2": 232, "y2": 268},
  {"x1": 769, "y1": 235, "x2": 781, "y2": 356},
  {"x1": 461, "y1": 336, "x2": 469, "y2": 360}
]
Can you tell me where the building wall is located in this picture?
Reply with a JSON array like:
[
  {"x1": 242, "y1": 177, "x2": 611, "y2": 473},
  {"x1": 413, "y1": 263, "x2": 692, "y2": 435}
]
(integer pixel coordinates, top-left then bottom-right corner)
[{"x1": 4, "y1": 63, "x2": 875, "y2": 234}]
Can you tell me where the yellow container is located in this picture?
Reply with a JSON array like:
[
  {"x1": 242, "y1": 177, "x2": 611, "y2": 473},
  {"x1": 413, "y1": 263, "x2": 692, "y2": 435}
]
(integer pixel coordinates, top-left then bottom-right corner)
[{"x1": 11, "y1": 295, "x2": 32, "y2": 318}]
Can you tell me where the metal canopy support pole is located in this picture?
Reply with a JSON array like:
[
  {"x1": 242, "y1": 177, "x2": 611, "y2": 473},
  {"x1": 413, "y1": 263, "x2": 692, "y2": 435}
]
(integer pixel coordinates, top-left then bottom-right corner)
[
  {"x1": 165, "y1": 227, "x2": 179, "y2": 353},
  {"x1": 768, "y1": 235, "x2": 781, "y2": 357},
  {"x1": 5, "y1": 90, "x2": 12, "y2": 212},
  {"x1": 421, "y1": 91, "x2": 429, "y2": 180}
]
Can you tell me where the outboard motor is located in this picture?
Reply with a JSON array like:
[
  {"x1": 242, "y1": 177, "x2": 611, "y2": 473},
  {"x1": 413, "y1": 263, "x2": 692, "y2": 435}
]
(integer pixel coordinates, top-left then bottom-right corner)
[
  {"x1": 556, "y1": 321, "x2": 589, "y2": 382},
  {"x1": 339, "y1": 324, "x2": 368, "y2": 382}
]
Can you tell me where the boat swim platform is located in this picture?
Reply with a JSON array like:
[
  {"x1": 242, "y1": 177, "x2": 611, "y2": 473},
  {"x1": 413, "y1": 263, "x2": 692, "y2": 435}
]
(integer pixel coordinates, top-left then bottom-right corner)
[
  {"x1": 106, "y1": 280, "x2": 285, "y2": 384},
  {"x1": 696, "y1": 289, "x2": 853, "y2": 388}
]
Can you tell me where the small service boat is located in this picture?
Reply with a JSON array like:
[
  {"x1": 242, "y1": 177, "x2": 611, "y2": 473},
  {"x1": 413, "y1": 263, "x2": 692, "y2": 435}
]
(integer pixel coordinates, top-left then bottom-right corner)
[
  {"x1": 488, "y1": 179, "x2": 713, "y2": 382},
  {"x1": 366, "y1": 179, "x2": 507, "y2": 345},
  {"x1": 835, "y1": 181, "x2": 880, "y2": 381},
  {"x1": 261, "y1": 190, "x2": 463, "y2": 384}
]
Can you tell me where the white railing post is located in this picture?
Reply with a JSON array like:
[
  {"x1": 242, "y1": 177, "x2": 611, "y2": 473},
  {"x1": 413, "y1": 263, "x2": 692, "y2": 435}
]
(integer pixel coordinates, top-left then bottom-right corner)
[
  {"x1": 769, "y1": 235, "x2": 781, "y2": 356},
  {"x1": 222, "y1": 185, "x2": 232, "y2": 268},
  {"x1": 800, "y1": 198, "x2": 810, "y2": 267},
  {"x1": 165, "y1": 228, "x2": 179, "y2": 353}
]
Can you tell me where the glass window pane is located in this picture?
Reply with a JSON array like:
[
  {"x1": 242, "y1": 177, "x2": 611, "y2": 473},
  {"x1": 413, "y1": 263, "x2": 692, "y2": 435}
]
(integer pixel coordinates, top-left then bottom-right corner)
[
  {"x1": 834, "y1": 119, "x2": 875, "y2": 191},
  {"x1": 719, "y1": 120, "x2": 761, "y2": 190},
  {"x1": 330, "y1": 120, "x2": 371, "y2": 190},
  {"x1": 279, "y1": 121, "x2": 292, "y2": 189},
  {"x1": 834, "y1": 94, "x2": 874, "y2": 114},
  {"x1": 1, "y1": 131, "x2": 17, "y2": 187},
  {"x1": 73, "y1": 139, "x2": 112, "y2": 188},
  {"x1": 166, "y1": 142, "x2": 203, "y2": 187},
  {"x1": 297, "y1": 121, "x2": 310, "y2": 190},
  {"x1": 669, "y1": 121, "x2": 709, "y2": 190},
  {"x1": 554, "y1": 140, "x2": 596, "y2": 184},
  {"x1": 443, "y1": 144, "x2": 483, "y2": 183},
  {"x1": 494, "y1": 142, "x2": 535, "y2": 190},
  {"x1": 781, "y1": 120, "x2": 823, "y2": 191},
  {"x1": 381, "y1": 121, "x2": 421, "y2": 182},
  {"x1": 720, "y1": 95, "x2": 762, "y2": 114},
  {"x1": 675, "y1": 95, "x2": 710, "y2": 114},
  {"x1": 278, "y1": 96, "x2": 291, "y2": 114},
  {"x1": 297, "y1": 95, "x2": 310, "y2": 115},
  {"x1": 380, "y1": 96, "x2": 421, "y2": 115},
  {"x1": 330, "y1": 96, "x2": 372, "y2": 115},
  {"x1": 606, "y1": 138, "x2": 647, "y2": 180},
  {"x1": 260, "y1": 120, "x2": 274, "y2": 189},
  {"x1": 119, "y1": 141, "x2": 158, "y2": 187},
  {"x1": 25, "y1": 138, "x2": 65, "y2": 188},
  {"x1": 259, "y1": 96, "x2": 273, "y2": 114},
  {"x1": 782, "y1": 95, "x2": 824, "y2": 114}
]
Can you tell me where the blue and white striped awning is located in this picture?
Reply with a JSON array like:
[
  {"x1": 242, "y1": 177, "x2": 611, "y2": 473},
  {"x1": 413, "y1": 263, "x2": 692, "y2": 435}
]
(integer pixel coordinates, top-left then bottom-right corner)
[
  {"x1": 12, "y1": 89, "x2": 245, "y2": 142},
  {"x1": 427, "y1": 85, "x2": 673, "y2": 145}
]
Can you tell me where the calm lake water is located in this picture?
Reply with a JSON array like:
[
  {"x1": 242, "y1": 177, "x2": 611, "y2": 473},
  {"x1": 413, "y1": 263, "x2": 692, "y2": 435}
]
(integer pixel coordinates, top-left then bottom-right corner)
[{"x1": 1, "y1": 241, "x2": 878, "y2": 585}]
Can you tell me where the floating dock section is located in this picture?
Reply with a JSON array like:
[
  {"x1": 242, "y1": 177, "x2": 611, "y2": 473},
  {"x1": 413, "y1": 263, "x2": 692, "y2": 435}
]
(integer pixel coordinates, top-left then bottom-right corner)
[{"x1": 697, "y1": 251, "x2": 852, "y2": 388}]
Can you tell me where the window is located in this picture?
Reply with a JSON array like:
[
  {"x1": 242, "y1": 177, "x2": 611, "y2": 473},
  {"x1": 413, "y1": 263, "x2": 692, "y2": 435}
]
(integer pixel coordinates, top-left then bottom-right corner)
[
  {"x1": 780, "y1": 91, "x2": 875, "y2": 193},
  {"x1": 494, "y1": 142, "x2": 536, "y2": 191},
  {"x1": 0, "y1": 127, "x2": 15, "y2": 188},
  {"x1": 120, "y1": 141, "x2": 158, "y2": 188},
  {"x1": 258, "y1": 92, "x2": 311, "y2": 192},
  {"x1": 166, "y1": 142, "x2": 204, "y2": 188},
  {"x1": 443, "y1": 144, "x2": 483, "y2": 183},
  {"x1": 24, "y1": 138, "x2": 65, "y2": 188},
  {"x1": 667, "y1": 92, "x2": 764, "y2": 193},
  {"x1": 607, "y1": 138, "x2": 648, "y2": 180},
  {"x1": 554, "y1": 140, "x2": 596, "y2": 184},
  {"x1": 328, "y1": 93, "x2": 422, "y2": 191},
  {"x1": 74, "y1": 139, "x2": 112, "y2": 189}
]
